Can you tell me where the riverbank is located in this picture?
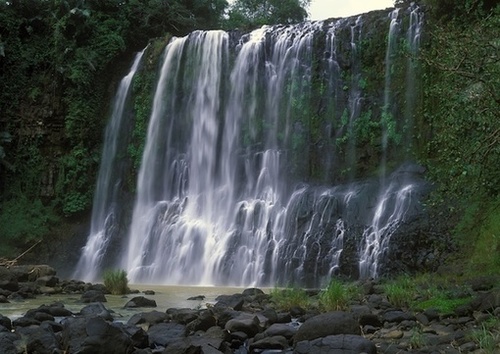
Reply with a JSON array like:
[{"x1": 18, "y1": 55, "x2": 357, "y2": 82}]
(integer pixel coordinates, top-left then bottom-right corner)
[{"x1": 0, "y1": 265, "x2": 499, "y2": 353}]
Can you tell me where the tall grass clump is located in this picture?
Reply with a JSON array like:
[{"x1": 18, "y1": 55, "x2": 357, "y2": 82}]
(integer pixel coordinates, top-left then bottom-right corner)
[
  {"x1": 384, "y1": 274, "x2": 416, "y2": 308},
  {"x1": 469, "y1": 317, "x2": 500, "y2": 353},
  {"x1": 319, "y1": 279, "x2": 360, "y2": 311},
  {"x1": 270, "y1": 287, "x2": 310, "y2": 311},
  {"x1": 103, "y1": 269, "x2": 129, "y2": 295}
]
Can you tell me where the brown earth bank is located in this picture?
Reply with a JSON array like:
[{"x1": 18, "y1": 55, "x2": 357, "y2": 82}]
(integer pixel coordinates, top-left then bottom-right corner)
[{"x1": 0, "y1": 265, "x2": 499, "y2": 353}]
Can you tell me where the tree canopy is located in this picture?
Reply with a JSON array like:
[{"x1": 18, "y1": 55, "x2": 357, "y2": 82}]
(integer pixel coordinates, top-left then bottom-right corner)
[{"x1": 224, "y1": 0, "x2": 311, "y2": 29}]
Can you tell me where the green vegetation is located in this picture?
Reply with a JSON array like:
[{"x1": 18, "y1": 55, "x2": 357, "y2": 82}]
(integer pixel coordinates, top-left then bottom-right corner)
[
  {"x1": 0, "y1": 196, "x2": 58, "y2": 257},
  {"x1": 383, "y1": 274, "x2": 417, "y2": 308},
  {"x1": 469, "y1": 317, "x2": 500, "y2": 353},
  {"x1": 0, "y1": 0, "x2": 230, "y2": 254},
  {"x1": 319, "y1": 279, "x2": 361, "y2": 311},
  {"x1": 418, "y1": 0, "x2": 500, "y2": 275},
  {"x1": 224, "y1": 0, "x2": 311, "y2": 30},
  {"x1": 381, "y1": 273, "x2": 475, "y2": 314},
  {"x1": 103, "y1": 269, "x2": 129, "y2": 295},
  {"x1": 270, "y1": 287, "x2": 311, "y2": 311}
]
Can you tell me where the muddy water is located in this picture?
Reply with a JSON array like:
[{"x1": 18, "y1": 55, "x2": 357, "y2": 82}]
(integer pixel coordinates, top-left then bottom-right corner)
[{"x1": 1, "y1": 285, "x2": 266, "y2": 322}]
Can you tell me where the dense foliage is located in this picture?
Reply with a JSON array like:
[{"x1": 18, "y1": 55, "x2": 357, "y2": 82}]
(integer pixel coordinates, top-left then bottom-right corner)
[
  {"x1": 0, "y1": 0, "x2": 232, "y2": 256},
  {"x1": 417, "y1": 0, "x2": 500, "y2": 273},
  {"x1": 224, "y1": 0, "x2": 311, "y2": 29}
]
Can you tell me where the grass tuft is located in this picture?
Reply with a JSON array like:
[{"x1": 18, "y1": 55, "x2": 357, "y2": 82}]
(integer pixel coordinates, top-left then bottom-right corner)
[
  {"x1": 103, "y1": 269, "x2": 129, "y2": 295},
  {"x1": 270, "y1": 287, "x2": 310, "y2": 311},
  {"x1": 319, "y1": 279, "x2": 360, "y2": 311}
]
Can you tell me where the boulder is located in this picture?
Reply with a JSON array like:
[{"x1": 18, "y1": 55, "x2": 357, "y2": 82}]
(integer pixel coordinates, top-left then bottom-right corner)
[
  {"x1": 168, "y1": 308, "x2": 198, "y2": 324},
  {"x1": 16, "y1": 325, "x2": 61, "y2": 353},
  {"x1": 470, "y1": 289, "x2": 500, "y2": 312},
  {"x1": 124, "y1": 296, "x2": 157, "y2": 308},
  {"x1": 9, "y1": 265, "x2": 56, "y2": 282},
  {"x1": 224, "y1": 315, "x2": 261, "y2": 337},
  {"x1": 0, "y1": 332, "x2": 18, "y2": 354},
  {"x1": 0, "y1": 315, "x2": 12, "y2": 331},
  {"x1": 186, "y1": 310, "x2": 217, "y2": 332},
  {"x1": 147, "y1": 322, "x2": 186, "y2": 347},
  {"x1": 61, "y1": 316, "x2": 134, "y2": 354},
  {"x1": 81, "y1": 290, "x2": 107, "y2": 303},
  {"x1": 293, "y1": 311, "x2": 360, "y2": 343},
  {"x1": 264, "y1": 323, "x2": 297, "y2": 339},
  {"x1": 79, "y1": 302, "x2": 114, "y2": 321},
  {"x1": 383, "y1": 310, "x2": 416, "y2": 323},
  {"x1": 187, "y1": 295, "x2": 205, "y2": 300},
  {"x1": 214, "y1": 294, "x2": 245, "y2": 311},
  {"x1": 250, "y1": 335, "x2": 289, "y2": 351},
  {"x1": 128, "y1": 310, "x2": 169, "y2": 327},
  {"x1": 294, "y1": 334, "x2": 377, "y2": 354},
  {"x1": 36, "y1": 275, "x2": 59, "y2": 287}
]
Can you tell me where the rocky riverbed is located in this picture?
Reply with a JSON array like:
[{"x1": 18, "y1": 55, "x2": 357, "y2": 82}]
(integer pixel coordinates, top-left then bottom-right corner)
[{"x1": 1, "y1": 265, "x2": 499, "y2": 353}]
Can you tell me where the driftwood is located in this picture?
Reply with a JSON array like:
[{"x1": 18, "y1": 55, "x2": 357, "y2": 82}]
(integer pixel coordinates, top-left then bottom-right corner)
[{"x1": 0, "y1": 240, "x2": 41, "y2": 268}]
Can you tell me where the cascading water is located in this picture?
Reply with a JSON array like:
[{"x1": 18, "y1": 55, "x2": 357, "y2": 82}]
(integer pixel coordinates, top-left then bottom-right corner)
[
  {"x1": 76, "y1": 6, "x2": 428, "y2": 287},
  {"x1": 73, "y1": 49, "x2": 145, "y2": 282}
]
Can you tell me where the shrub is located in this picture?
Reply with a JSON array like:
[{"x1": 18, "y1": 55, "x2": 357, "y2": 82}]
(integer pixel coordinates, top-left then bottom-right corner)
[{"x1": 103, "y1": 269, "x2": 128, "y2": 295}]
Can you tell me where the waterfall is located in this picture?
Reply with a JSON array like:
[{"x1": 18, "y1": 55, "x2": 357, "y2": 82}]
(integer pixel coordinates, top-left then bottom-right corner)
[
  {"x1": 76, "y1": 6, "x2": 428, "y2": 287},
  {"x1": 404, "y1": 5, "x2": 424, "y2": 154},
  {"x1": 73, "y1": 49, "x2": 146, "y2": 282}
]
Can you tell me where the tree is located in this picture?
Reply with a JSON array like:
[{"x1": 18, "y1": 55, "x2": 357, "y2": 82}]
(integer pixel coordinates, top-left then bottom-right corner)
[{"x1": 224, "y1": 0, "x2": 311, "y2": 30}]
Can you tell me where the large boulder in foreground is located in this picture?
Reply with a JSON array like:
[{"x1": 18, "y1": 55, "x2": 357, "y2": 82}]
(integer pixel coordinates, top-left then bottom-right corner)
[
  {"x1": 293, "y1": 311, "x2": 360, "y2": 344},
  {"x1": 61, "y1": 316, "x2": 134, "y2": 354}
]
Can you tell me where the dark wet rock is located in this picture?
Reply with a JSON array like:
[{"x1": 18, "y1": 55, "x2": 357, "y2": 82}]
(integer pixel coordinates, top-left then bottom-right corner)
[
  {"x1": 383, "y1": 310, "x2": 416, "y2": 323},
  {"x1": 468, "y1": 275, "x2": 499, "y2": 291},
  {"x1": 214, "y1": 294, "x2": 245, "y2": 311},
  {"x1": 0, "y1": 332, "x2": 18, "y2": 354},
  {"x1": 293, "y1": 311, "x2": 360, "y2": 343},
  {"x1": 143, "y1": 290, "x2": 155, "y2": 295},
  {"x1": 264, "y1": 323, "x2": 297, "y2": 339},
  {"x1": 0, "y1": 315, "x2": 12, "y2": 330},
  {"x1": 259, "y1": 307, "x2": 278, "y2": 325},
  {"x1": 41, "y1": 320, "x2": 64, "y2": 333},
  {"x1": 128, "y1": 310, "x2": 169, "y2": 327},
  {"x1": 359, "y1": 313, "x2": 382, "y2": 327},
  {"x1": 16, "y1": 325, "x2": 61, "y2": 353},
  {"x1": 168, "y1": 308, "x2": 198, "y2": 324},
  {"x1": 289, "y1": 306, "x2": 306, "y2": 317},
  {"x1": 80, "y1": 302, "x2": 114, "y2": 320},
  {"x1": 250, "y1": 335, "x2": 289, "y2": 351},
  {"x1": 61, "y1": 316, "x2": 134, "y2": 354},
  {"x1": 294, "y1": 334, "x2": 377, "y2": 354},
  {"x1": 124, "y1": 296, "x2": 157, "y2": 308},
  {"x1": 186, "y1": 310, "x2": 216, "y2": 332},
  {"x1": 187, "y1": 295, "x2": 205, "y2": 300},
  {"x1": 0, "y1": 279, "x2": 18, "y2": 292},
  {"x1": 36, "y1": 275, "x2": 59, "y2": 287},
  {"x1": 224, "y1": 314, "x2": 261, "y2": 337},
  {"x1": 470, "y1": 289, "x2": 500, "y2": 312},
  {"x1": 12, "y1": 316, "x2": 41, "y2": 327},
  {"x1": 147, "y1": 322, "x2": 186, "y2": 347},
  {"x1": 275, "y1": 312, "x2": 292, "y2": 323},
  {"x1": 81, "y1": 289, "x2": 107, "y2": 303},
  {"x1": 164, "y1": 326, "x2": 230, "y2": 354},
  {"x1": 8, "y1": 265, "x2": 56, "y2": 282},
  {"x1": 423, "y1": 307, "x2": 440, "y2": 321},
  {"x1": 122, "y1": 323, "x2": 149, "y2": 349},
  {"x1": 213, "y1": 309, "x2": 240, "y2": 328},
  {"x1": 242, "y1": 288, "x2": 264, "y2": 297}
]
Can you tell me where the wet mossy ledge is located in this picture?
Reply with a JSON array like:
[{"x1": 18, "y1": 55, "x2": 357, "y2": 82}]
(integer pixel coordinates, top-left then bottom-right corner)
[{"x1": 0, "y1": 265, "x2": 499, "y2": 353}]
